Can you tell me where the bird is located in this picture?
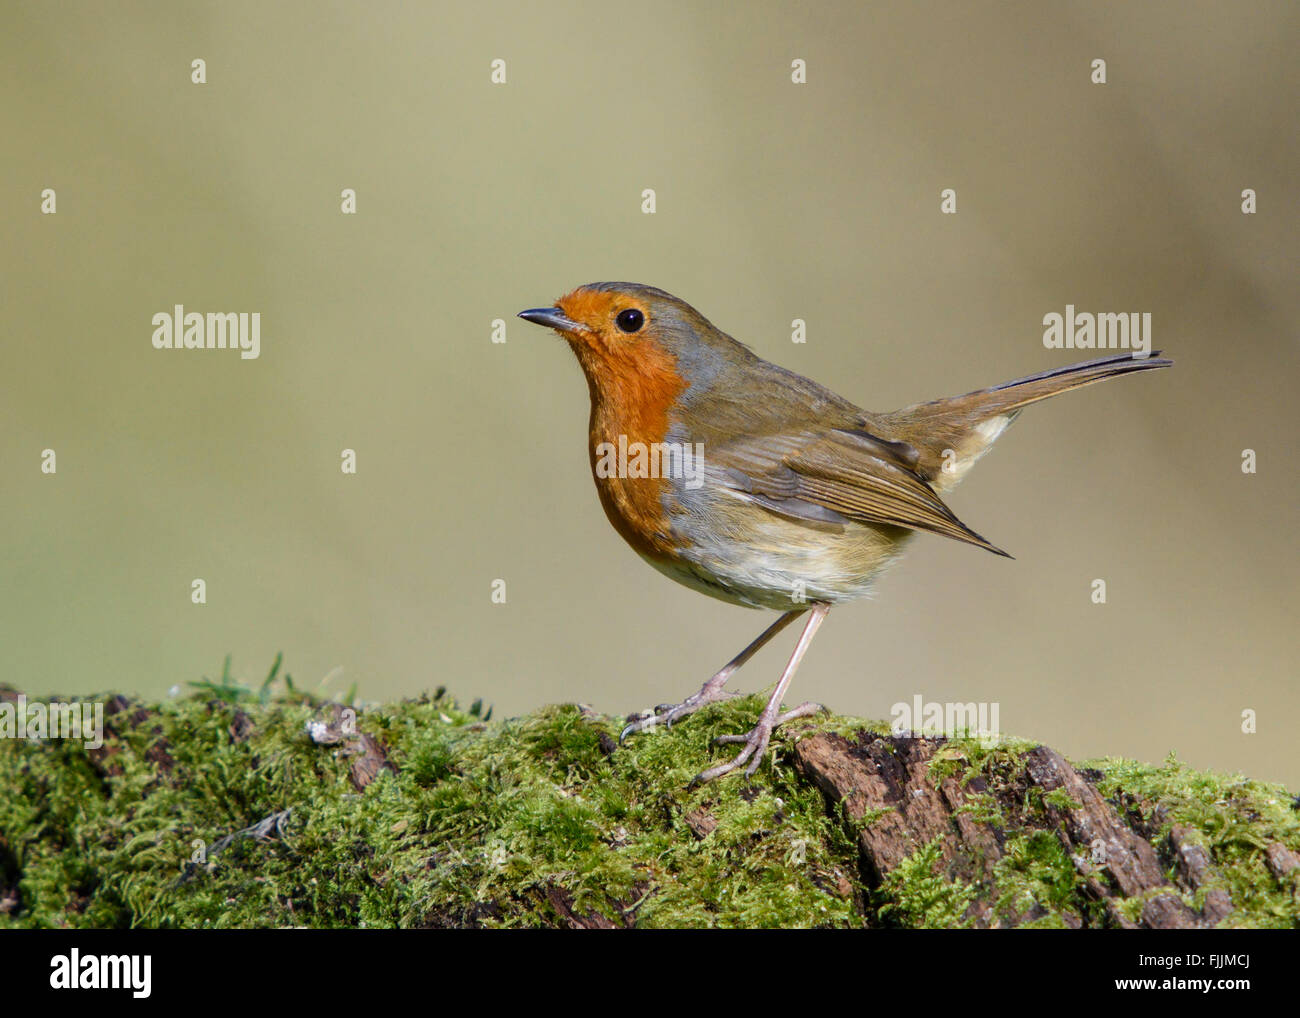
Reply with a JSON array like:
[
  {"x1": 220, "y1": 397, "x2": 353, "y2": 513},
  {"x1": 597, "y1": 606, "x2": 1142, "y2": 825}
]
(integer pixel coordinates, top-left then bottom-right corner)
[{"x1": 518, "y1": 283, "x2": 1171, "y2": 784}]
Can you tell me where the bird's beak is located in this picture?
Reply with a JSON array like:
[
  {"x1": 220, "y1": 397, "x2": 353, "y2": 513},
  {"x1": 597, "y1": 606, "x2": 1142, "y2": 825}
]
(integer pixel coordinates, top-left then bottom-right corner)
[{"x1": 517, "y1": 307, "x2": 583, "y2": 333}]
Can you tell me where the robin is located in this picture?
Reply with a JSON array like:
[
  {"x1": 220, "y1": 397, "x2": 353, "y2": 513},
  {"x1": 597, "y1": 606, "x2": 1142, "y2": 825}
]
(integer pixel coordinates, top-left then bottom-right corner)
[{"x1": 518, "y1": 283, "x2": 1171, "y2": 783}]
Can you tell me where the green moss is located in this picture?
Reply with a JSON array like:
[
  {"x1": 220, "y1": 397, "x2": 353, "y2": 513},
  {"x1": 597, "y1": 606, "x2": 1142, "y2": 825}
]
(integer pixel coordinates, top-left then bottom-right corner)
[
  {"x1": 992, "y1": 830, "x2": 1092, "y2": 926},
  {"x1": 927, "y1": 734, "x2": 1040, "y2": 789},
  {"x1": 1, "y1": 665, "x2": 1295, "y2": 929},
  {"x1": 850, "y1": 806, "x2": 897, "y2": 831},
  {"x1": 1044, "y1": 788, "x2": 1082, "y2": 811},
  {"x1": 876, "y1": 837, "x2": 976, "y2": 928},
  {"x1": 1084, "y1": 753, "x2": 1300, "y2": 929},
  {"x1": 954, "y1": 791, "x2": 1004, "y2": 827},
  {"x1": 0, "y1": 681, "x2": 862, "y2": 929}
]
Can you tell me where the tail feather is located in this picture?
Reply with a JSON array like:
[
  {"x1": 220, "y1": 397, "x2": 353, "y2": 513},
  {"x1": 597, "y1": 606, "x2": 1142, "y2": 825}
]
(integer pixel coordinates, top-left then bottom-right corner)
[
  {"x1": 919, "y1": 351, "x2": 1172, "y2": 421},
  {"x1": 884, "y1": 351, "x2": 1172, "y2": 483},
  {"x1": 974, "y1": 350, "x2": 1173, "y2": 415}
]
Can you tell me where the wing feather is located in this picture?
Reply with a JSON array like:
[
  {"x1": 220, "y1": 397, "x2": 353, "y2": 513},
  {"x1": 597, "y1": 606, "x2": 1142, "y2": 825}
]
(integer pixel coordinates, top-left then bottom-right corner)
[{"x1": 708, "y1": 427, "x2": 1009, "y2": 556}]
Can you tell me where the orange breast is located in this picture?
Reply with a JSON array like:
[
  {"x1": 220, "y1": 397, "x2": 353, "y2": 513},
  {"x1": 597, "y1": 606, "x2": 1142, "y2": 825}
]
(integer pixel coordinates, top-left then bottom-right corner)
[{"x1": 573, "y1": 339, "x2": 686, "y2": 563}]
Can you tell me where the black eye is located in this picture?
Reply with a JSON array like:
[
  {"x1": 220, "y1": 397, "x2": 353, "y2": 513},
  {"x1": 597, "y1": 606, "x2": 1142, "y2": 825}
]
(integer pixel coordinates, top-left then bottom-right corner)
[{"x1": 615, "y1": 308, "x2": 644, "y2": 333}]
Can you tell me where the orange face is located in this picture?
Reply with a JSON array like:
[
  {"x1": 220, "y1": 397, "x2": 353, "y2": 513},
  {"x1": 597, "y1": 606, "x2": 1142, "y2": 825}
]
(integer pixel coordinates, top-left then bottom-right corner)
[
  {"x1": 555, "y1": 285, "x2": 649, "y2": 343},
  {"x1": 550, "y1": 285, "x2": 661, "y2": 375},
  {"x1": 519, "y1": 283, "x2": 690, "y2": 562},
  {"x1": 524, "y1": 285, "x2": 686, "y2": 431}
]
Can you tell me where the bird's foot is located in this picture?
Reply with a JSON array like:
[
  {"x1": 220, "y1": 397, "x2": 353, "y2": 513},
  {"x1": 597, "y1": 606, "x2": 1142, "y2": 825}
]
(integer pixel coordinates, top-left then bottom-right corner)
[
  {"x1": 690, "y1": 700, "x2": 825, "y2": 784},
  {"x1": 620, "y1": 680, "x2": 739, "y2": 743}
]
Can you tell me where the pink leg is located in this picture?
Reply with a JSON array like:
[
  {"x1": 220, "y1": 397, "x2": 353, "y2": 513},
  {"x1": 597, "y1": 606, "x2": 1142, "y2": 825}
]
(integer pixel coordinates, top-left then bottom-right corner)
[
  {"x1": 620, "y1": 610, "x2": 805, "y2": 742},
  {"x1": 693, "y1": 602, "x2": 830, "y2": 784}
]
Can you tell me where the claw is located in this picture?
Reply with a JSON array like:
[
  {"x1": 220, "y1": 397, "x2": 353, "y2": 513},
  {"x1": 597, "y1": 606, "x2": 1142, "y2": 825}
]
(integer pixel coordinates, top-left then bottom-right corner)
[
  {"x1": 619, "y1": 710, "x2": 655, "y2": 744},
  {"x1": 690, "y1": 719, "x2": 774, "y2": 784},
  {"x1": 620, "y1": 610, "x2": 811, "y2": 761},
  {"x1": 690, "y1": 701, "x2": 825, "y2": 784},
  {"x1": 619, "y1": 681, "x2": 738, "y2": 746}
]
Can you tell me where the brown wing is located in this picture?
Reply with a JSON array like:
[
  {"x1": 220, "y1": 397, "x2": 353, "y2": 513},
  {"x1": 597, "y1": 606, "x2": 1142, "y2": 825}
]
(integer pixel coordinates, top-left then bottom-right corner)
[{"x1": 709, "y1": 427, "x2": 1010, "y2": 557}]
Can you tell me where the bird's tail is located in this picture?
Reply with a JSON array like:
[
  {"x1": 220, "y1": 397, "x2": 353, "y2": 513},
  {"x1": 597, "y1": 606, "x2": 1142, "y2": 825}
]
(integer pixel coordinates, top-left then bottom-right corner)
[
  {"x1": 954, "y1": 350, "x2": 1171, "y2": 415},
  {"x1": 918, "y1": 351, "x2": 1171, "y2": 421},
  {"x1": 887, "y1": 351, "x2": 1172, "y2": 483}
]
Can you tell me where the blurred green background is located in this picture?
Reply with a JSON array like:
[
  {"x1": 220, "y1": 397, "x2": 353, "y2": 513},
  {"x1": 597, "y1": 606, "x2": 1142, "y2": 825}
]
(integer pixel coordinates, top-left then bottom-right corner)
[{"x1": 3, "y1": 1, "x2": 1297, "y2": 783}]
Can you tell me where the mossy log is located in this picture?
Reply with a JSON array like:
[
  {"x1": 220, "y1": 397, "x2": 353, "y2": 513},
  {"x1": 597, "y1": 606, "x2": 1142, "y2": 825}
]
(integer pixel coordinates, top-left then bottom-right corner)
[{"x1": 1, "y1": 678, "x2": 1296, "y2": 929}]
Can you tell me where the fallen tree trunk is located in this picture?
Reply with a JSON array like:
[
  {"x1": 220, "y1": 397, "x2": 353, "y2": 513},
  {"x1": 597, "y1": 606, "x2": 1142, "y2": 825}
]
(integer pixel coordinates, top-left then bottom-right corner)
[
  {"x1": 792, "y1": 731, "x2": 1253, "y2": 928},
  {"x1": 1, "y1": 681, "x2": 1296, "y2": 928}
]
